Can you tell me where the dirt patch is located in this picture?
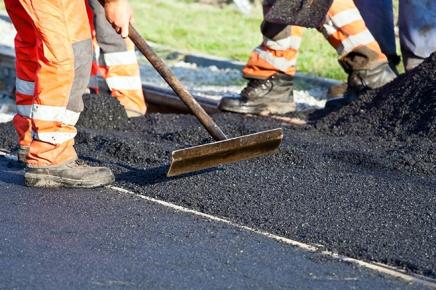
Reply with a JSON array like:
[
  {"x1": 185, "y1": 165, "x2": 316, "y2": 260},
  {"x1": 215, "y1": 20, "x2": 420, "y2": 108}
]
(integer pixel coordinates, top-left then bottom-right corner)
[{"x1": 313, "y1": 53, "x2": 436, "y2": 141}]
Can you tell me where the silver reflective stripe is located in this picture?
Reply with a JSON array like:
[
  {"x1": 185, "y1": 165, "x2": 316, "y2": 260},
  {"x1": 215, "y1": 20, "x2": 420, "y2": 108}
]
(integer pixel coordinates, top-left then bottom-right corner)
[
  {"x1": 337, "y1": 30, "x2": 375, "y2": 55},
  {"x1": 106, "y1": 76, "x2": 142, "y2": 90},
  {"x1": 16, "y1": 105, "x2": 32, "y2": 117},
  {"x1": 15, "y1": 104, "x2": 80, "y2": 125},
  {"x1": 329, "y1": 9, "x2": 362, "y2": 31},
  {"x1": 255, "y1": 47, "x2": 296, "y2": 72},
  {"x1": 31, "y1": 105, "x2": 66, "y2": 122},
  {"x1": 63, "y1": 110, "x2": 81, "y2": 125},
  {"x1": 264, "y1": 36, "x2": 302, "y2": 50},
  {"x1": 322, "y1": 9, "x2": 363, "y2": 36},
  {"x1": 32, "y1": 131, "x2": 77, "y2": 144},
  {"x1": 103, "y1": 50, "x2": 137, "y2": 66},
  {"x1": 16, "y1": 78, "x2": 35, "y2": 96},
  {"x1": 322, "y1": 19, "x2": 338, "y2": 36}
]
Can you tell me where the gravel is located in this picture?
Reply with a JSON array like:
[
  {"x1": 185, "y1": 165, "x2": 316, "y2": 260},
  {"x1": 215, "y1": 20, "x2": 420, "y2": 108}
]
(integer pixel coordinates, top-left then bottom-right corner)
[{"x1": 139, "y1": 58, "x2": 328, "y2": 111}]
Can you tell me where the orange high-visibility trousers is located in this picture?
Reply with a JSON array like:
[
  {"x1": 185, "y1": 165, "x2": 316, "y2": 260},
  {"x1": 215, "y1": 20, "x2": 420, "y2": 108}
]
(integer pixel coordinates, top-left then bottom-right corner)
[
  {"x1": 243, "y1": 0, "x2": 387, "y2": 79},
  {"x1": 88, "y1": 0, "x2": 147, "y2": 116},
  {"x1": 5, "y1": 0, "x2": 92, "y2": 167}
]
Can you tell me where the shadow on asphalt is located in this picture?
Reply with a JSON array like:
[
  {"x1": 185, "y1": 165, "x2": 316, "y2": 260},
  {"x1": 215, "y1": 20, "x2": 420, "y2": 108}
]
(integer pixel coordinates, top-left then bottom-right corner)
[
  {"x1": 0, "y1": 158, "x2": 24, "y2": 186},
  {"x1": 115, "y1": 165, "x2": 222, "y2": 186},
  {"x1": 68, "y1": 155, "x2": 222, "y2": 186}
]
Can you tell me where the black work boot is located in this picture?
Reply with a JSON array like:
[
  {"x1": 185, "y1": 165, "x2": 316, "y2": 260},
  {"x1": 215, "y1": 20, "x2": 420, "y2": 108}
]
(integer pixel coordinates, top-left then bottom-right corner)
[
  {"x1": 25, "y1": 160, "x2": 115, "y2": 188},
  {"x1": 325, "y1": 62, "x2": 397, "y2": 109},
  {"x1": 219, "y1": 72, "x2": 296, "y2": 115}
]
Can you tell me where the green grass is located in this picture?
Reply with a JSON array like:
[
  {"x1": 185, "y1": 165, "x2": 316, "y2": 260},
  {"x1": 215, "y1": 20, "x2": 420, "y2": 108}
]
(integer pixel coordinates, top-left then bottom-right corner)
[
  {"x1": 131, "y1": 0, "x2": 262, "y2": 61},
  {"x1": 131, "y1": 0, "x2": 346, "y2": 79}
]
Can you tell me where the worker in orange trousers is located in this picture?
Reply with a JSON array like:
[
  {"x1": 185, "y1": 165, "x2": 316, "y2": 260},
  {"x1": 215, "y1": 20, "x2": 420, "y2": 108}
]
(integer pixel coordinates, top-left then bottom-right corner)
[{"x1": 5, "y1": 0, "x2": 133, "y2": 188}]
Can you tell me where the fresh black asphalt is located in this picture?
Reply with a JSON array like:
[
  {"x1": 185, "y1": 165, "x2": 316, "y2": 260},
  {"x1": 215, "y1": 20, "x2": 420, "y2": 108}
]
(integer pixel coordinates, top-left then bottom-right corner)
[
  {"x1": 0, "y1": 96, "x2": 435, "y2": 281},
  {"x1": 0, "y1": 158, "x2": 423, "y2": 289},
  {"x1": 0, "y1": 51, "x2": 434, "y2": 289}
]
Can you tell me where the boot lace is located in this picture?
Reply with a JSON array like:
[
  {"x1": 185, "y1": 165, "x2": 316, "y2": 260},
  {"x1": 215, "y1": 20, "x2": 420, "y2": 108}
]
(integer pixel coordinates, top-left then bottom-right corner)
[
  {"x1": 241, "y1": 78, "x2": 269, "y2": 97},
  {"x1": 65, "y1": 159, "x2": 89, "y2": 168}
]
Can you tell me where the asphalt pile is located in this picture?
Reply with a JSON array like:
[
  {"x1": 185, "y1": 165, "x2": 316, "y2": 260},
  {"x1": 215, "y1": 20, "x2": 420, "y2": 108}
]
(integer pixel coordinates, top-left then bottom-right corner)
[
  {"x1": 315, "y1": 52, "x2": 436, "y2": 141},
  {"x1": 77, "y1": 94, "x2": 130, "y2": 130},
  {"x1": 0, "y1": 55, "x2": 435, "y2": 279}
]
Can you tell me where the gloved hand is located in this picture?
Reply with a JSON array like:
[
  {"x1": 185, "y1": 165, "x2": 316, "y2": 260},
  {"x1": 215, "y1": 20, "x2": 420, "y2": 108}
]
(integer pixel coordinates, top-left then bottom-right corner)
[{"x1": 104, "y1": 0, "x2": 133, "y2": 38}]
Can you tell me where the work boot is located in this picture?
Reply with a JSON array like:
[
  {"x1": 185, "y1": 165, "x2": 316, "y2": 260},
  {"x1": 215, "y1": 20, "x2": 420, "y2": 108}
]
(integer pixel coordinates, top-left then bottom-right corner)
[
  {"x1": 17, "y1": 146, "x2": 29, "y2": 164},
  {"x1": 25, "y1": 160, "x2": 115, "y2": 188},
  {"x1": 325, "y1": 62, "x2": 397, "y2": 109},
  {"x1": 219, "y1": 72, "x2": 296, "y2": 115}
]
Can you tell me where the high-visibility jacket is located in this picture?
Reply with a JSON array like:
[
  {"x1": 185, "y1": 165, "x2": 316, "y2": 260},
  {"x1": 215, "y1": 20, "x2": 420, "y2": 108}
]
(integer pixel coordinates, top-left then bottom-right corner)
[{"x1": 5, "y1": 0, "x2": 92, "y2": 167}]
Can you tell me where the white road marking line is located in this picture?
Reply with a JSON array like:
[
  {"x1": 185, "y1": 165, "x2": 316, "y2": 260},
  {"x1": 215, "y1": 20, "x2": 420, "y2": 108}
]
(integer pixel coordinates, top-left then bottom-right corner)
[
  {"x1": 108, "y1": 185, "x2": 436, "y2": 289},
  {"x1": 0, "y1": 150, "x2": 434, "y2": 288},
  {"x1": 0, "y1": 150, "x2": 17, "y2": 160}
]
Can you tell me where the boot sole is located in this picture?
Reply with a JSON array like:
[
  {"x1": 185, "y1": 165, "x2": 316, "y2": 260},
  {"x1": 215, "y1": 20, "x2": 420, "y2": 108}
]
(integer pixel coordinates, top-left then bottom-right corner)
[
  {"x1": 219, "y1": 102, "x2": 296, "y2": 115},
  {"x1": 24, "y1": 172, "x2": 115, "y2": 188},
  {"x1": 219, "y1": 103, "x2": 266, "y2": 114},
  {"x1": 263, "y1": 102, "x2": 296, "y2": 115}
]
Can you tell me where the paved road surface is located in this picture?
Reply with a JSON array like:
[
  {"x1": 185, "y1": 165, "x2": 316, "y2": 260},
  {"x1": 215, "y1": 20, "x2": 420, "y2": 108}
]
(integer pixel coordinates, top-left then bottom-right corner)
[{"x1": 0, "y1": 157, "x2": 424, "y2": 289}]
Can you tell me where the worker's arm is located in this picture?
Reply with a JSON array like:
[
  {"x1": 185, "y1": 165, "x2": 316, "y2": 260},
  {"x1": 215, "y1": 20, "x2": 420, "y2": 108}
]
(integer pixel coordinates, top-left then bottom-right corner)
[{"x1": 103, "y1": 0, "x2": 133, "y2": 38}]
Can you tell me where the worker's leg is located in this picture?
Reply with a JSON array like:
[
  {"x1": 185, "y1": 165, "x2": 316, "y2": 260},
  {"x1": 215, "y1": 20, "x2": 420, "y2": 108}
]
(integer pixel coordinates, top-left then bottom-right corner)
[
  {"x1": 88, "y1": 0, "x2": 146, "y2": 117},
  {"x1": 13, "y1": 0, "x2": 90, "y2": 168},
  {"x1": 353, "y1": 0, "x2": 398, "y2": 66},
  {"x1": 5, "y1": 0, "x2": 36, "y2": 162},
  {"x1": 220, "y1": 0, "x2": 303, "y2": 114},
  {"x1": 6, "y1": 0, "x2": 114, "y2": 187},
  {"x1": 321, "y1": 0, "x2": 396, "y2": 108},
  {"x1": 321, "y1": 0, "x2": 388, "y2": 70},
  {"x1": 399, "y1": 0, "x2": 436, "y2": 71},
  {"x1": 242, "y1": 25, "x2": 303, "y2": 79}
]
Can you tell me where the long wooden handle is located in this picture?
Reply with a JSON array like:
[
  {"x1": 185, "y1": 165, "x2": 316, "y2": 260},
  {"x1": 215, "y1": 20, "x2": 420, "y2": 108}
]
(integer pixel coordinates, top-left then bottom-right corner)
[
  {"x1": 96, "y1": 0, "x2": 227, "y2": 141},
  {"x1": 128, "y1": 25, "x2": 227, "y2": 141}
]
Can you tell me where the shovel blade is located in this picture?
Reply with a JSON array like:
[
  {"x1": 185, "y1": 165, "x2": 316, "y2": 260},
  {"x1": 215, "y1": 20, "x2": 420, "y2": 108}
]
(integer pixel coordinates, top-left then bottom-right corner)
[{"x1": 167, "y1": 128, "x2": 283, "y2": 177}]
